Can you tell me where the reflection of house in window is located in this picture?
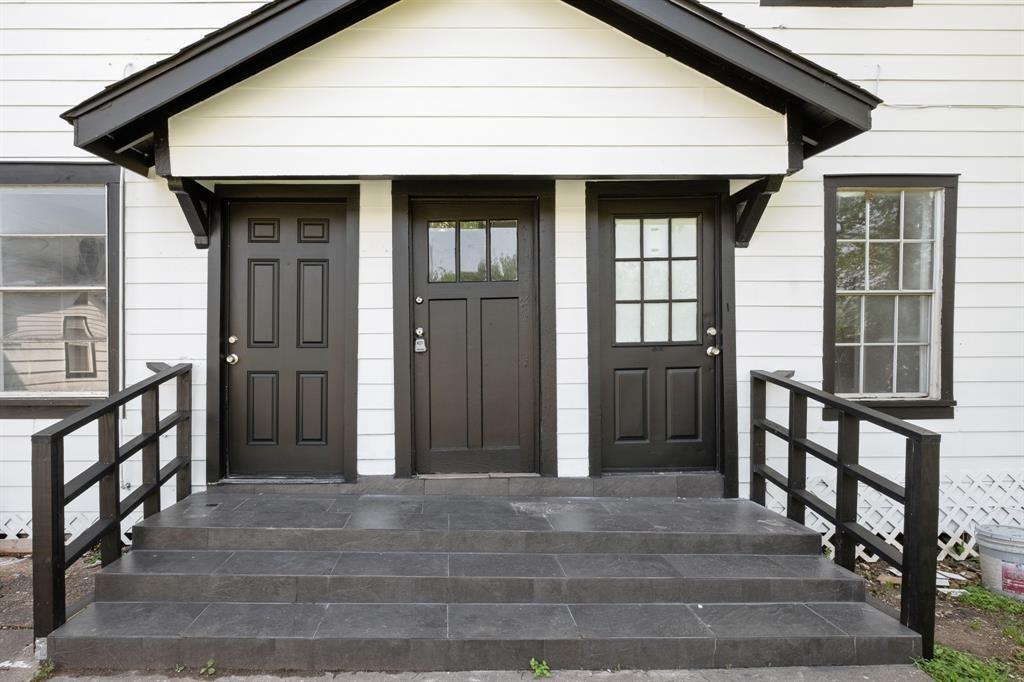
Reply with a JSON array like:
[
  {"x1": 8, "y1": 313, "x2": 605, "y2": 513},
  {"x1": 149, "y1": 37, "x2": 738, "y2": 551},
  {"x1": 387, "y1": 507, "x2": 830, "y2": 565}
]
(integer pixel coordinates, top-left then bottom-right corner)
[{"x1": 63, "y1": 315, "x2": 97, "y2": 378}]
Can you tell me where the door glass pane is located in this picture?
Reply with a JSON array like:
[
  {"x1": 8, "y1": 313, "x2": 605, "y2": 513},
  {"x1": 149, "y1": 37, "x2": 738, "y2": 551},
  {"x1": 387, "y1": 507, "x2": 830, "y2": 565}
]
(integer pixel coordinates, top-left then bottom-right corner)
[
  {"x1": 489, "y1": 220, "x2": 518, "y2": 281},
  {"x1": 427, "y1": 221, "x2": 456, "y2": 282},
  {"x1": 835, "y1": 346, "x2": 860, "y2": 394},
  {"x1": 864, "y1": 296, "x2": 895, "y2": 343},
  {"x1": 868, "y1": 243, "x2": 899, "y2": 290},
  {"x1": 615, "y1": 219, "x2": 640, "y2": 259},
  {"x1": 671, "y1": 217, "x2": 697, "y2": 257},
  {"x1": 643, "y1": 303, "x2": 669, "y2": 342},
  {"x1": 615, "y1": 262, "x2": 641, "y2": 301},
  {"x1": 836, "y1": 242, "x2": 865, "y2": 291},
  {"x1": 616, "y1": 303, "x2": 641, "y2": 343},
  {"x1": 898, "y1": 295, "x2": 931, "y2": 343},
  {"x1": 643, "y1": 261, "x2": 669, "y2": 300},
  {"x1": 835, "y1": 295, "x2": 861, "y2": 343},
  {"x1": 902, "y1": 242, "x2": 933, "y2": 290},
  {"x1": 836, "y1": 191, "x2": 866, "y2": 239},
  {"x1": 868, "y1": 191, "x2": 900, "y2": 239},
  {"x1": 671, "y1": 261, "x2": 696, "y2": 300},
  {"x1": 643, "y1": 218, "x2": 669, "y2": 258},
  {"x1": 459, "y1": 220, "x2": 487, "y2": 282},
  {"x1": 671, "y1": 302, "x2": 697, "y2": 342},
  {"x1": 904, "y1": 190, "x2": 937, "y2": 240},
  {"x1": 897, "y1": 345, "x2": 928, "y2": 393},
  {"x1": 863, "y1": 346, "x2": 894, "y2": 393}
]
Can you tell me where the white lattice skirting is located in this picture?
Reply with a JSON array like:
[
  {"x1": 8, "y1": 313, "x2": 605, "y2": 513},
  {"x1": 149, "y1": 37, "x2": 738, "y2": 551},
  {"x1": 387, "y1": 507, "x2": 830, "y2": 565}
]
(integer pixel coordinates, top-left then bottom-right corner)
[
  {"x1": 763, "y1": 471, "x2": 1024, "y2": 562},
  {"x1": 3, "y1": 472, "x2": 1023, "y2": 561}
]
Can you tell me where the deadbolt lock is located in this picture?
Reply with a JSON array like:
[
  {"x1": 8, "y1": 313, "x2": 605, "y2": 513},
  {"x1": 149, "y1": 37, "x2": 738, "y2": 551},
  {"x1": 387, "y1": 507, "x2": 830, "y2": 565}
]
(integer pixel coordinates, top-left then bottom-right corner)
[
  {"x1": 706, "y1": 327, "x2": 718, "y2": 337},
  {"x1": 415, "y1": 296, "x2": 424, "y2": 304},
  {"x1": 227, "y1": 335, "x2": 239, "y2": 344},
  {"x1": 415, "y1": 327, "x2": 425, "y2": 338}
]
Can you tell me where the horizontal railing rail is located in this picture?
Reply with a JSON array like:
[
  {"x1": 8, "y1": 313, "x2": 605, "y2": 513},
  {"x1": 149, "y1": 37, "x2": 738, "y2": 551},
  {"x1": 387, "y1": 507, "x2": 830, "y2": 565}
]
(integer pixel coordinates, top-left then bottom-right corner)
[
  {"x1": 32, "y1": 363, "x2": 193, "y2": 639},
  {"x1": 749, "y1": 369, "x2": 941, "y2": 658}
]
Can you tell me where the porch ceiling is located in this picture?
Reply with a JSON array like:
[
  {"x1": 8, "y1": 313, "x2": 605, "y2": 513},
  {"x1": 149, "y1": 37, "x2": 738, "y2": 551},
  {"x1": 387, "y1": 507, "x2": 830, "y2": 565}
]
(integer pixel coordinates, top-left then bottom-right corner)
[{"x1": 61, "y1": 0, "x2": 880, "y2": 177}]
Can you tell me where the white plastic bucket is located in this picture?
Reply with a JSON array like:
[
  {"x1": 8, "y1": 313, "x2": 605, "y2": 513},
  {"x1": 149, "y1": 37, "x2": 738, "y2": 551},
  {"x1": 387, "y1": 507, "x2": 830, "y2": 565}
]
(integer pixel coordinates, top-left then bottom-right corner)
[{"x1": 975, "y1": 524, "x2": 1024, "y2": 601}]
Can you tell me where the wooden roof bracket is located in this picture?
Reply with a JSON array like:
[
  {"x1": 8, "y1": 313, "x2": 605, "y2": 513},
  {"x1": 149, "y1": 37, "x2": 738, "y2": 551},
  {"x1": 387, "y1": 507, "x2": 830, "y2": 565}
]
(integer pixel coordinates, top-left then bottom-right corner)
[
  {"x1": 733, "y1": 175, "x2": 785, "y2": 248},
  {"x1": 155, "y1": 121, "x2": 212, "y2": 249},
  {"x1": 166, "y1": 177, "x2": 213, "y2": 249}
]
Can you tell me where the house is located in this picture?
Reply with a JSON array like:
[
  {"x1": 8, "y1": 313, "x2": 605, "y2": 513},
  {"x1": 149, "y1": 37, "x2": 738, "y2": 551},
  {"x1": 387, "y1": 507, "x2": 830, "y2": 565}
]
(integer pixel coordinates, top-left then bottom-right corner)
[{"x1": 0, "y1": 0, "x2": 1021, "y2": 673}]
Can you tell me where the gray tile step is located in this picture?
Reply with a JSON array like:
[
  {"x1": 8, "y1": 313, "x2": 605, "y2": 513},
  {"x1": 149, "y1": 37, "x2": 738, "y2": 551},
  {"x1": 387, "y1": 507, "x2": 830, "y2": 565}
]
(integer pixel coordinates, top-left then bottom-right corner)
[
  {"x1": 48, "y1": 601, "x2": 920, "y2": 672},
  {"x1": 211, "y1": 472, "x2": 726, "y2": 498},
  {"x1": 131, "y1": 495, "x2": 821, "y2": 555},
  {"x1": 95, "y1": 551, "x2": 865, "y2": 604}
]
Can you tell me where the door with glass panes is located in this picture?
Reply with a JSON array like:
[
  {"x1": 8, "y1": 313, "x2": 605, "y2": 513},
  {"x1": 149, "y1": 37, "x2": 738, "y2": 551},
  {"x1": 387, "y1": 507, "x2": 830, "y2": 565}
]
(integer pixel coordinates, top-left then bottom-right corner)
[
  {"x1": 411, "y1": 199, "x2": 538, "y2": 473},
  {"x1": 597, "y1": 198, "x2": 718, "y2": 471}
]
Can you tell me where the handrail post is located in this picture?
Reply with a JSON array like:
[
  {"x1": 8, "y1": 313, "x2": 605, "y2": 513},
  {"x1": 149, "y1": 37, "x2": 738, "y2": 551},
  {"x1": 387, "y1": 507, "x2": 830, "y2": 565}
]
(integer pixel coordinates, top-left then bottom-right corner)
[
  {"x1": 176, "y1": 369, "x2": 192, "y2": 501},
  {"x1": 31, "y1": 435, "x2": 65, "y2": 639},
  {"x1": 902, "y1": 436, "x2": 940, "y2": 658},
  {"x1": 98, "y1": 410, "x2": 121, "y2": 566},
  {"x1": 787, "y1": 392, "x2": 807, "y2": 524},
  {"x1": 834, "y1": 412, "x2": 860, "y2": 571},
  {"x1": 142, "y1": 387, "x2": 160, "y2": 517},
  {"x1": 750, "y1": 376, "x2": 767, "y2": 506}
]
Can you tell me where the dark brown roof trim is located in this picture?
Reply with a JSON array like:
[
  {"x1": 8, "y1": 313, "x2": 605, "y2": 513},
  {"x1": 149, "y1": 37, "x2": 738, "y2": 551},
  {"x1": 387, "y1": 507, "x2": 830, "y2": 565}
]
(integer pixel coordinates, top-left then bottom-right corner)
[{"x1": 62, "y1": 0, "x2": 879, "y2": 172}]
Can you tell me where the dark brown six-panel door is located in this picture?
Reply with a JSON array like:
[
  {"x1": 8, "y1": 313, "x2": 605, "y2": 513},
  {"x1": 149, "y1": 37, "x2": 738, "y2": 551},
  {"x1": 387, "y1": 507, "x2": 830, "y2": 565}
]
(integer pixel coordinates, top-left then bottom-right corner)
[
  {"x1": 411, "y1": 200, "x2": 538, "y2": 473},
  {"x1": 226, "y1": 202, "x2": 347, "y2": 476},
  {"x1": 597, "y1": 198, "x2": 718, "y2": 470}
]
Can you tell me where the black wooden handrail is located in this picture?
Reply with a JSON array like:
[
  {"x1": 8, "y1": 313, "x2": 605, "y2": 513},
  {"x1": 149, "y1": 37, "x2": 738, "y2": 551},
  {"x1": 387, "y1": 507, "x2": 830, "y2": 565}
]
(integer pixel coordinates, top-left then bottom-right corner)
[
  {"x1": 32, "y1": 363, "x2": 193, "y2": 639},
  {"x1": 749, "y1": 369, "x2": 940, "y2": 658}
]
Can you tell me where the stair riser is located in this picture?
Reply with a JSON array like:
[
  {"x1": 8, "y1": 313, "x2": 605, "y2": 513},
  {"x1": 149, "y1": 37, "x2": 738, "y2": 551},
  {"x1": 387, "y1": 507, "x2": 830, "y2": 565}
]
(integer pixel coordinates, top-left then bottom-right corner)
[
  {"x1": 132, "y1": 527, "x2": 821, "y2": 555},
  {"x1": 48, "y1": 634, "x2": 919, "y2": 672},
  {"x1": 95, "y1": 574, "x2": 864, "y2": 604}
]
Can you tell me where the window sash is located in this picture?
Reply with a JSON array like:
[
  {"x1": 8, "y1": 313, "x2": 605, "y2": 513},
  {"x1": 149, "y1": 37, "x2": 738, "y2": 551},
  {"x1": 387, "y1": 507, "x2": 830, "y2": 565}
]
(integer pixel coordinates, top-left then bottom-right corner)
[
  {"x1": 0, "y1": 184, "x2": 109, "y2": 397},
  {"x1": 832, "y1": 188, "x2": 944, "y2": 400}
]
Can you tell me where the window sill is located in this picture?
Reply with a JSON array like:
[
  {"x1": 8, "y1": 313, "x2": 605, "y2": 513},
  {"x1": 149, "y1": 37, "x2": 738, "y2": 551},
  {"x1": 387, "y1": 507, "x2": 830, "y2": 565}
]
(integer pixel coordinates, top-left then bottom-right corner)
[
  {"x1": 824, "y1": 399, "x2": 956, "y2": 421},
  {"x1": 0, "y1": 397, "x2": 105, "y2": 420}
]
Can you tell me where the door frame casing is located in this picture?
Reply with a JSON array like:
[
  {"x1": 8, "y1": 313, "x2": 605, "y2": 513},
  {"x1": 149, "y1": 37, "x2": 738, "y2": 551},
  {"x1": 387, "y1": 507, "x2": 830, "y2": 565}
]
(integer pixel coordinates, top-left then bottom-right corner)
[
  {"x1": 206, "y1": 184, "x2": 360, "y2": 483},
  {"x1": 392, "y1": 179, "x2": 557, "y2": 478},
  {"x1": 585, "y1": 181, "x2": 739, "y2": 496}
]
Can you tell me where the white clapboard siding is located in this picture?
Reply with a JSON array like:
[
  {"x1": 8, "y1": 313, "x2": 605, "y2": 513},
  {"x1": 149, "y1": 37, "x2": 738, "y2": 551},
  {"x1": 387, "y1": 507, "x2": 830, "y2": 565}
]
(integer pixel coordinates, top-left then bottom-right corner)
[
  {"x1": 706, "y1": 0, "x2": 1024, "y2": 480},
  {"x1": 167, "y1": 0, "x2": 788, "y2": 177},
  {"x1": 2, "y1": 0, "x2": 1023, "y2": 539}
]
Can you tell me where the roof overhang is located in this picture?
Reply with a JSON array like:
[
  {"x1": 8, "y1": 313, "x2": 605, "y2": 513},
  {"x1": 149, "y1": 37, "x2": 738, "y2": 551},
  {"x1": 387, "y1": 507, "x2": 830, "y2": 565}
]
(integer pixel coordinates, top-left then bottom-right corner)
[{"x1": 62, "y1": 0, "x2": 881, "y2": 176}]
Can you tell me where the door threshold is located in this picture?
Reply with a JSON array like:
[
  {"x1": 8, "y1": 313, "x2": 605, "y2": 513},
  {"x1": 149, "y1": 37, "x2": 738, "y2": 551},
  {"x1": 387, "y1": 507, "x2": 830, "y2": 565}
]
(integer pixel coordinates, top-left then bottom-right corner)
[
  {"x1": 416, "y1": 473, "x2": 540, "y2": 480},
  {"x1": 219, "y1": 477, "x2": 346, "y2": 485}
]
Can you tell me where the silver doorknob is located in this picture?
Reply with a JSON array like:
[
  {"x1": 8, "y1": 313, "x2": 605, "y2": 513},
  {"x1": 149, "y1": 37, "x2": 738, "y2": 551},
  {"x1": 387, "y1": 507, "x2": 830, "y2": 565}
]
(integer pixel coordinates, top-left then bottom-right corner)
[
  {"x1": 706, "y1": 346, "x2": 721, "y2": 357},
  {"x1": 706, "y1": 327, "x2": 718, "y2": 337},
  {"x1": 225, "y1": 353, "x2": 239, "y2": 365}
]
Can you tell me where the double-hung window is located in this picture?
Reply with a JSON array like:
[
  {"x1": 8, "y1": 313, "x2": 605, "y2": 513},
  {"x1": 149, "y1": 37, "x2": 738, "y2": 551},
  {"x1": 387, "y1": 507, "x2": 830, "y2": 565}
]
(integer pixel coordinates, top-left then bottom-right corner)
[
  {"x1": 824, "y1": 175, "x2": 957, "y2": 419},
  {"x1": 0, "y1": 164, "x2": 120, "y2": 415}
]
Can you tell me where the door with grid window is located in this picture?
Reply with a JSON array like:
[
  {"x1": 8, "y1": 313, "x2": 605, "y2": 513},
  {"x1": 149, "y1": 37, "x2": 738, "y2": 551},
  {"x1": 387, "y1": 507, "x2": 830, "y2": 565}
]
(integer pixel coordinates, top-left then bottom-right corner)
[{"x1": 597, "y1": 197, "x2": 718, "y2": 471}]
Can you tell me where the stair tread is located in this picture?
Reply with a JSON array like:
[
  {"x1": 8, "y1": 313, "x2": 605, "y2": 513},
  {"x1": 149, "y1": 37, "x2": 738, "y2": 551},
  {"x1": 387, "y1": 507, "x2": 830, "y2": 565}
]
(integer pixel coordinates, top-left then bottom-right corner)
[
  {"x1": 53, "y1": 601, "x2": 917, "y2": 641},
  {"x1": 101, "y1": 550, "x2": 861, "y2": 581}
]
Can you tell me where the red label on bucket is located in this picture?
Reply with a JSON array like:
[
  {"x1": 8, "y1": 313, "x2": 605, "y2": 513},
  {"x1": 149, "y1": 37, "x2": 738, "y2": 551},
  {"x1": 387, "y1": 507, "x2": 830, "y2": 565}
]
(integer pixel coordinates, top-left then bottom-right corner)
[{"x1": 1003, "y1": 563, "x2": 1024, "y2": 595}]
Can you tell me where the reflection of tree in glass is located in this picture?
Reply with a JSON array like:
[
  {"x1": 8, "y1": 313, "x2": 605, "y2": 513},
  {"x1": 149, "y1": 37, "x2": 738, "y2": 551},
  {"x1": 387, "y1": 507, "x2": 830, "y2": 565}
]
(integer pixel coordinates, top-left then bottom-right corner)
[
  {"x1": 867, "y1": 191, "x2": 900, "y2": 239},
  {"x1": 491, "y1": 254, "x2": 518, "y2": 281},
  {"x1": 429, "y1": 266, "x2": 455, "y2": 282},
  {"x1": 836, "y1": 192, "x2": 865, "y2": 239},
  {"x1": 836, "y1": 243, "x2": 864, "y2": 291}
]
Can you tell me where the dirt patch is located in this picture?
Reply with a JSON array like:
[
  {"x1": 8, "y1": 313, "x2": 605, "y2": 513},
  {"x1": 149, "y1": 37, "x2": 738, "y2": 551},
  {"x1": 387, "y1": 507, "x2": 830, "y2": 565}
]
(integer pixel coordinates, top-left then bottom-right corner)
[
  {"x1": 858, "y1": 557, "x2": 1024, "y2": 678},
  {"x1": 0, "y1": 555, "x2": 98, "y2": 631}
]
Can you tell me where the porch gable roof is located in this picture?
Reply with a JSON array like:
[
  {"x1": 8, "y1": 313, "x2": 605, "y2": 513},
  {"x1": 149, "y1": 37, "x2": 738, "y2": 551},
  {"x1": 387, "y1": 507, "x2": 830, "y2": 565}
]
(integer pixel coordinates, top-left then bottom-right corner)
[{"x1": 61, "y1": 0, "x2": 881, "y2": 175}]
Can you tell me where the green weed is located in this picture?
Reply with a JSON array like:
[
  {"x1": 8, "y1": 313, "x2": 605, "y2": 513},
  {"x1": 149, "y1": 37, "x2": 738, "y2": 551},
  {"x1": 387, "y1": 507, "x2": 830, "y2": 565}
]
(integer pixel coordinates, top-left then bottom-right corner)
[
  {"x1": 959, "y1": 585, "x2": 1024, "y2": 616},
  {"x1": 529, "y1": 657, "x2": 551, "y2": 678},
  {"x1": 914, "y1": 645, "x2": 1010, "y2": 682}
]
